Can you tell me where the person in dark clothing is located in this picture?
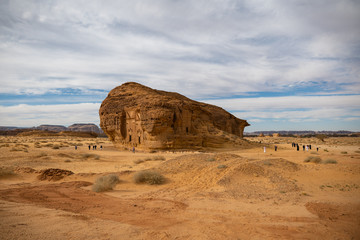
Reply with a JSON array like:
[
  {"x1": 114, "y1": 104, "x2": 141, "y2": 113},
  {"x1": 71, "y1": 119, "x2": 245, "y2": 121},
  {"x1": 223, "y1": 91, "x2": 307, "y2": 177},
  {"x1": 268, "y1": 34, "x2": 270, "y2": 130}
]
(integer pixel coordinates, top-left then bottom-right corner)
[
  {"x1": 275, "y1": 145, "x2": 278, "y2": 151},
  {"x1": 88, "y1": 145, "x2": 91, "y2": 150},
  {"x1": 303, "y1": 145, "x2": 305, "y2": 151},
  {"x1": 297, "y1": 144, "x2": 299, "y2": 151}
]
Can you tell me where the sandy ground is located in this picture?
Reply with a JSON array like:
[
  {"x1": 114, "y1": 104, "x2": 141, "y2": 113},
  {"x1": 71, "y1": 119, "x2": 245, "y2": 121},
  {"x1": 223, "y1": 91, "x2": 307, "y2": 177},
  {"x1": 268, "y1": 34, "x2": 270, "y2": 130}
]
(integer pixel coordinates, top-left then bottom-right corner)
[{"x1": 0, "y1": 136, "x2": 359, "y2": 239}]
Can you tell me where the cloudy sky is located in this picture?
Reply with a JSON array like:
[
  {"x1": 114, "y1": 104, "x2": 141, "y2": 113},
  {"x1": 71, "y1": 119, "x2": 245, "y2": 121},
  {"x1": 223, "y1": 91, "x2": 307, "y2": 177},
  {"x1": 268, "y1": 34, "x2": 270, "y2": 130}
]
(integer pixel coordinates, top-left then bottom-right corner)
[{"x1": 0, "y1": 0, "x2": 359, "y2": 132}]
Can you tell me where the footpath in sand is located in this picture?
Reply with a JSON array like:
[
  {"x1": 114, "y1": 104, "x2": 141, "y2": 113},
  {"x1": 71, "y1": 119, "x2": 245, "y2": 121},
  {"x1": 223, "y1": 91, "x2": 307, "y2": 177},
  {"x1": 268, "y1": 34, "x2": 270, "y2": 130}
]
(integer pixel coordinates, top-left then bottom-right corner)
[{"x1": 0, "y1": 136, "x2": 359, "y2": 239}]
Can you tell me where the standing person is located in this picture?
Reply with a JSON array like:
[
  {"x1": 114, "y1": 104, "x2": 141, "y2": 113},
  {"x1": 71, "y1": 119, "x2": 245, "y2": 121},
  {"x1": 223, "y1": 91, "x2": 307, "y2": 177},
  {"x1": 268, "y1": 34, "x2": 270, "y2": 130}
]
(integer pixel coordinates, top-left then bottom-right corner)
[
  {"x1": 303, "y1": 145, "x2": 305, "y2": 151},
  {"x1": 133, "y1": 147, "x2": 135, "y2": 153},
  {"x1": 309, "y1": 145, "x2": 312, "y2": 150},
  {"x1": 264, "y1": 146, "x2": 266, "y2": 153},
  {"x1": 75, "y1": 145, "x2": 77, "y2": 150},
  {"x1": 88, "y1": 145, "x2": 91, "y2": 150},
  {"x1": 297, "y1": 144, "x2": 299, "y2": 151},
  {"x1": 95, "y1": 145, "x2": 97, "y2": 150},
  {"x1": 100, "y1": 145, "x2": 103, "y2": 150},
  {"x1": 317, "y1": 147, "x2": 319, "y2": 152},
  {"x1": 306, "y1": 145, "x2": 309, "y2": 151},
  {"x1": 275, "y1": 145, "x2": 277, "y2": 151}
]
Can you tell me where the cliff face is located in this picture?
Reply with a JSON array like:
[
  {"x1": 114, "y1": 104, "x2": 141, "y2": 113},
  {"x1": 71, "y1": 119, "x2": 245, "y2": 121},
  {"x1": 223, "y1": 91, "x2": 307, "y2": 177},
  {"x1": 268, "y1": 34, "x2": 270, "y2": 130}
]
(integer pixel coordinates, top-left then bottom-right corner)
[{"x1": 99, "y1": 82, "x2": 249, "y2": 150}]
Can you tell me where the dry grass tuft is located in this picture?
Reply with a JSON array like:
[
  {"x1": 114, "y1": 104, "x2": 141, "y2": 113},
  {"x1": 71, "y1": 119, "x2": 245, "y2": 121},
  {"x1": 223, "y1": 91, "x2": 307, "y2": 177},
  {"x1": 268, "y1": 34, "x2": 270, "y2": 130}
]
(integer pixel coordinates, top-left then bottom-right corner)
[
  {"x1": 81, "y1": 153, "x2": 100, "y2": 160},
  {"x1": 217, "y1": 164, "x2": 227, "y2": 169},
  {"x1": 133, "y1": 171, "x2": 165, "y2": 185},
  {"x1": 134, "y1": 156, "x2": 166, "y2": 164},
  {"x1": 304, "y1": 156, "x2": 322, "y2": 163},
  {"x1": 0, "y1": 167, "x2": 17, "y2": 179},
  {"x1": 323, "y1": 159, "x2": 338, "y2": 164},
  {"x1": 92, "y1": 174, "x2": 120, "y2": 192}
]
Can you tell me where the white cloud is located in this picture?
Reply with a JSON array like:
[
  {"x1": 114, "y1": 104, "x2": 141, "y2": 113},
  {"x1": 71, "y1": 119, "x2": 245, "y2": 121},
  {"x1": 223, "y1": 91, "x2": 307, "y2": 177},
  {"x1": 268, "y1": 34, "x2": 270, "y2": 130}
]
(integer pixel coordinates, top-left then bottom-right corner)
[
  {"x1": 0, "y1": 0, "x2": 359, "y2": 98},
  {"x1": 0, "y1": 103, "x2": 100, "y2": 127},
  {"x1": 204, "y1": 95, "x2": 360, "y2": 111}
]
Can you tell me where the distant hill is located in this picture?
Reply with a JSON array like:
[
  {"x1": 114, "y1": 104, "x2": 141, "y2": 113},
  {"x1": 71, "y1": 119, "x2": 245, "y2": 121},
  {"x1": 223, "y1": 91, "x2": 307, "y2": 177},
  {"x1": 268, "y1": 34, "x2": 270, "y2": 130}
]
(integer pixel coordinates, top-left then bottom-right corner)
[
  {"x1": 0, "y1": 123, "x2": 104, "y2": 136},
  {"x1": 36, "y1": 125, "x2": 68, "y2": 132},
  {"x1": 68, "y1": 124, "x2": 103, "y2": 135}
]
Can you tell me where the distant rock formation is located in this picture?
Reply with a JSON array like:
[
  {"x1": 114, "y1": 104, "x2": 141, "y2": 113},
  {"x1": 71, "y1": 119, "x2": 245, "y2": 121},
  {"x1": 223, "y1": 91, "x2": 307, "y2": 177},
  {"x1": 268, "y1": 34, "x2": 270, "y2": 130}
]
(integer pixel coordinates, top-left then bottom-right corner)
[
  {"x1": 68, "y1": 124, "x2": 102, "y2": 135},
  {"x1": 36, "y1": 125, "x2": 67, "y2": 132},
  {"x1": 99, "y1": 82, "x2": 250, "y2": 150}
]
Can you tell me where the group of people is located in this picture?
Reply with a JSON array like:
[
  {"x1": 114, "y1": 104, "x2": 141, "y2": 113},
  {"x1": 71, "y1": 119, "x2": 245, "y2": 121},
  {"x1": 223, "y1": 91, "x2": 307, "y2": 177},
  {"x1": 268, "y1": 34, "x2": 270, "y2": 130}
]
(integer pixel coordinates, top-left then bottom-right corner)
[
  {"x1": 88, "y1": 145, "x2": 102, "y2": 150},
  {"x1": 74, "y1": 145, "x2": 103, "y2": 150},
  {"x1": 291, "y1": 142, "x2": 319, "y2": 152}
]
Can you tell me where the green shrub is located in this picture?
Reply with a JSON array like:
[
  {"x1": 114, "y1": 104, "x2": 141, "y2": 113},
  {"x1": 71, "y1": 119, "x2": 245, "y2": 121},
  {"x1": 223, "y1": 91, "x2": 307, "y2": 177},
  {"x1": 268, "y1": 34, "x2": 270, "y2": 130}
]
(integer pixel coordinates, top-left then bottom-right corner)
[
  {"x1": 92, "y1": 174, "x2": 120, "y2": 192},
  {"x1": 133, "y1": 171, "x2": 165, "y2": 185},
  {"x1": 323, "y1": 159, "x2": 337, "y2": 164},
  {"x1": 304, "y1": 156, "x2": 322, "y2": 163},
  {"x1": 341, "y1": 151, "x2": 347, "y2": 154},
  {"x1": 206, "y1": 157, "x2": 215, "y2": 162}
]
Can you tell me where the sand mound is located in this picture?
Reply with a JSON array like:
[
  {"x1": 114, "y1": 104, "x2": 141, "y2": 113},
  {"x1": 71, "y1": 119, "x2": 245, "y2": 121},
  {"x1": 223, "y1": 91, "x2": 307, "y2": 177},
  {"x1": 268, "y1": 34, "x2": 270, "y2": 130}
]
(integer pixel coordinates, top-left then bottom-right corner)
[
  {"x1": 0, "y1": 181, "x2": 187, "y2": 228},
  {"x1": 154, "y1": 153, "x2": 300, "y2": 201},
  {"x1": 37, "y1": 168, "x2": 74, "y2": 181}
]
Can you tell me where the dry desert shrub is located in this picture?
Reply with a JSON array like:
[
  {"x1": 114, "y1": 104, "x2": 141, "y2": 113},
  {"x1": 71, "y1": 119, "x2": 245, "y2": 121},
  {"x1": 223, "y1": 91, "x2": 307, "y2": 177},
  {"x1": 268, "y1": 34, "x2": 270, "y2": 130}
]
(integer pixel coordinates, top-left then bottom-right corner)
[
  {"x1": 206, "y1": 157, "x2": 216, "y2": 162},
  {"x1": 134, "y1": 159, "x2": 145, "y2": 164},
  {"x1": 58, "y1": 153, "x2": 73, "y2": 158},
  {"x1": 304, "y1": 156, "x2": 322, "y2": 163},
  {"x1": 92, "y1": 174, "x2": 120, "y2": 192},
  {"x1": 10, "y1": 147, "x2": 28, "y2": 152},
  {"x1": 133, "y1": 170, "x2": 165, "y2": 185},
  {"x1": 152, "y1": 155, "x2": 166, "y2": 161},
  {"x1": 134, "y1": 156, "x2": 165, "y2": 164},
  {"x1": 341, "y1": 151, "x2": 348, "y2": 154},
  {"x1": 323, "y1": 159, "x2": 338, "y2": 164},
  {"x1": 0, "y1": 167, "x2": 16, "y2": 179},
  {"x1": 81, "y1": 153, "x2": 100, "y2": 160},
  {"x1": 217, "y1": 164, "x2": 227, "y2": 169},
  {"x1": 36, "y1": 152, "x2": 47, "y2": 158}
]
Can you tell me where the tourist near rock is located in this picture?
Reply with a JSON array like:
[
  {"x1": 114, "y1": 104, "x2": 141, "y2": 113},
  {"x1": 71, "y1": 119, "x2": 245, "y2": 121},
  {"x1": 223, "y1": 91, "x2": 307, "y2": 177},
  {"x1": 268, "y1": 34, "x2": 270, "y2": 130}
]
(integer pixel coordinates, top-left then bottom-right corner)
[{"x1": 99, "y1": 82, "x2": 250, "y2": 150}]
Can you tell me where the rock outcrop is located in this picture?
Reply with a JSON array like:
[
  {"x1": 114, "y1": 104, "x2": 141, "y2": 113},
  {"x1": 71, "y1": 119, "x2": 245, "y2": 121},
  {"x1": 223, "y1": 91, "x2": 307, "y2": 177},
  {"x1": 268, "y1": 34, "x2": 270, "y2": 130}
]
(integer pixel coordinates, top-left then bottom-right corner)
[{"x1": 99, "y1": 82, "x2": 250, "y2": 150}]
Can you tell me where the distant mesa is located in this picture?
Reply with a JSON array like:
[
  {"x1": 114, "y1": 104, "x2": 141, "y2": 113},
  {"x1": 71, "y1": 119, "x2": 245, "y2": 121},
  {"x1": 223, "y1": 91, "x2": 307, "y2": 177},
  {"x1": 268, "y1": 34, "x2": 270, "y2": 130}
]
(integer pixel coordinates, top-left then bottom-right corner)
[
  {"x1": 37, "y1": 125, "x2": 68, "y2": 132},
  {"x1": 36, "y1": 123, "x2": 102, "y2": 135},
  {"x1": 67, "y1": 124, "x2": 103, "y2": 135},
  {"x1": 0, "y1": 123, "x2": 103, "y2": 137},
  {"x1": 99, "y1": 82, "x2": 250, "y2": 150}
]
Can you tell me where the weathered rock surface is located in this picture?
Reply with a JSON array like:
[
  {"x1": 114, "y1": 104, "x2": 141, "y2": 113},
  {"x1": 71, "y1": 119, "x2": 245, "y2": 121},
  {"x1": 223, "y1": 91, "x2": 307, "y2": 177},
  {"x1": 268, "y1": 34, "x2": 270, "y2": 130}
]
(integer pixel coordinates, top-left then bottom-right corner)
[{"x1": 99, "y1": 82, "x2": 250, "y2": 150}]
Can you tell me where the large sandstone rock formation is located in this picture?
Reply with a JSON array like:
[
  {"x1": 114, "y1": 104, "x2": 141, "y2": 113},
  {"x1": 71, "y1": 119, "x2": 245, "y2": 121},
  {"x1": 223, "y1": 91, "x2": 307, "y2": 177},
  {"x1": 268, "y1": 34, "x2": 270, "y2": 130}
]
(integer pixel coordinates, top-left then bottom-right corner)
[{"x1": 99, "y1": 82, "x2": 250, "y2": 150}]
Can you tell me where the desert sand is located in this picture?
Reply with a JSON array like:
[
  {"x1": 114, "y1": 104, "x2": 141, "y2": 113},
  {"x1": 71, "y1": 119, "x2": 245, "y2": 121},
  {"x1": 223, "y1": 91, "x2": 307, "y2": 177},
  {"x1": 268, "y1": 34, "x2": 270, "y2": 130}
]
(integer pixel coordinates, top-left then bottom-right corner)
[{"x1": 0, "y1": 136, "x2": 359, "y2": 239}]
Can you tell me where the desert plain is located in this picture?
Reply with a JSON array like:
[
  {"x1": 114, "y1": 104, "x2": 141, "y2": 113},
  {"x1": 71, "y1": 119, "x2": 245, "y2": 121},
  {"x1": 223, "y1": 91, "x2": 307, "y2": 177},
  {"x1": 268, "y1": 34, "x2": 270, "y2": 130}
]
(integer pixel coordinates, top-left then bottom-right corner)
[{"x1": 0, "y1": 135, "x2": 359, "y2": 239}]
